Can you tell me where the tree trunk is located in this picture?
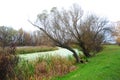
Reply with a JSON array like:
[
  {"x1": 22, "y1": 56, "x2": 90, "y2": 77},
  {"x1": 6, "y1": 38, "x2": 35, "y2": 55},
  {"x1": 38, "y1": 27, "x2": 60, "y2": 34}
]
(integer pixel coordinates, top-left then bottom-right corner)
[
  {"x1": 82, "y1": 50, "x2": 91, "y2": 57},
  {"x1": 79, "y1": 42, "x2": 91, "y2": 57},
  {"x1": 67, "y1": 47, "x2": 80, "y2": 63},
  {"x1": 59, "y1": 44, "x2": 81, "y2": 63},
  {"x1": 2, "y1": 43, "x2": 5, "y2": 50}
]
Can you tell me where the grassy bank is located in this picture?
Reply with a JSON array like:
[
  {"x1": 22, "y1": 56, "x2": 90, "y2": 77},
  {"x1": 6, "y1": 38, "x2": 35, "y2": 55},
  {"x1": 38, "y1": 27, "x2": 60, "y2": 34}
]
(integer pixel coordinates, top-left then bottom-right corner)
[
  {"x1": 53, "y1": 45, "x2": 120, "y2": 80},
  {"x1": 14, "y1": 55, "x2": 76, "y2": 80},
  {"x1": 16, "y1": 46, "x2": 58, "y2": 54}
]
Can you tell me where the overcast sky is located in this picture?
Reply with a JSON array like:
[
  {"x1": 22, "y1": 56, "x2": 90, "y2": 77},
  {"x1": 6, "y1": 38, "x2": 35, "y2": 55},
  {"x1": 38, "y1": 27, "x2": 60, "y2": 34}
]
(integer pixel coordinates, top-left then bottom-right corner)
[{"x1": 0, "y1": 0, "x2": 120, "y2": 31}]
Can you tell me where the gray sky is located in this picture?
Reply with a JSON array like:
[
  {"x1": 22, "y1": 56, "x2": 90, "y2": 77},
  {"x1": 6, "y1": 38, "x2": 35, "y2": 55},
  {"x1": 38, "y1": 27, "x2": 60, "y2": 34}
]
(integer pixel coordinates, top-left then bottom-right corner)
[{"x1": 0, "y1": 0, "x2": 120, "y2": 31}]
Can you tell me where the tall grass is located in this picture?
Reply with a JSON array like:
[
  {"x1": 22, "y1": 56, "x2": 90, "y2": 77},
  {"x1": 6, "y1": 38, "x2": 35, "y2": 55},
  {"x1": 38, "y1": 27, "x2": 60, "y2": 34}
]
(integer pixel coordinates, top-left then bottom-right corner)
[
  {"x1": 14, "y1": 60, "x2": 35, "y2": 80},
  {"x1": 14, "y1": 55, "x2": 76, "y2": 80},
  {"x1": 35, "y1": 55, "x2": 76, "y2": 80},
  {"x1": 16, "y1": 46, "x2": 58, "y2": 54}
]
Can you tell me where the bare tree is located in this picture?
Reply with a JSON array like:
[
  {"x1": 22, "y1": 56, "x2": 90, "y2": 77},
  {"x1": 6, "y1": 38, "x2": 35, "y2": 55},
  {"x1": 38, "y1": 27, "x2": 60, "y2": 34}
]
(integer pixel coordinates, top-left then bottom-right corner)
[
  {"x1": 29, "y1": 8, "x2": 82, "y2": 63},
  {"x1": 29, "y1": 4, "x2": 111, "y2": 62},
  {"x1": 113, "y1": 21, "x2": 120, "y2": 45},
  {"x1": 16, "y1": 28, "x2": 24, "y2": 46},
  {"x1": 78, "y1": 15, "x2": 110, "y2": 56},
  {"x1": 0, "y1": 26, "x2": 17, "y2": 49},
  {"x1": 57, "y1": 4, "x2": 110, "y2": 57}
]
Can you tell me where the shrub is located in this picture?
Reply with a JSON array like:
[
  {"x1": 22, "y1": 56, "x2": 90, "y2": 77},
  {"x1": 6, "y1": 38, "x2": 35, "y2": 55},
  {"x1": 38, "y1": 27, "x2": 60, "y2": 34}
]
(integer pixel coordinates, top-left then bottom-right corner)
[{"x1": 0, "y1": 45, "x2": 19, "y2": 80}]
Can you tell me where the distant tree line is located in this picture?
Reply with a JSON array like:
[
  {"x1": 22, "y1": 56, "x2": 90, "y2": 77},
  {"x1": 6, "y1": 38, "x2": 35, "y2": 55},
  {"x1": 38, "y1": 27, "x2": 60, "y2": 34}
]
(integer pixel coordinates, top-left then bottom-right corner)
[{"x1": 0, "y1": 26, "x2": 53, "y2": 49}]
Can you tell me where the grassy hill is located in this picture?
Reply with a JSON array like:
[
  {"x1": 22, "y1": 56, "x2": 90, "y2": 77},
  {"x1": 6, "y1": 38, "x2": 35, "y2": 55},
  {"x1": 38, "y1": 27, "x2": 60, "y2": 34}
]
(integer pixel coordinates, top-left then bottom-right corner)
[{"x1": 53, "y1": 45, "x2": 120, "y2": 80}]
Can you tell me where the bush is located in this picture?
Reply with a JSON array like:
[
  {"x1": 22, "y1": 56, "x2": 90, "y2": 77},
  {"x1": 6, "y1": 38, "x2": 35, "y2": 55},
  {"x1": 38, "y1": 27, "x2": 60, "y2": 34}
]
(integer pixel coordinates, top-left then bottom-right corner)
[{"x1": 0, "y1": 46, "x2": 19, "y2": 80}]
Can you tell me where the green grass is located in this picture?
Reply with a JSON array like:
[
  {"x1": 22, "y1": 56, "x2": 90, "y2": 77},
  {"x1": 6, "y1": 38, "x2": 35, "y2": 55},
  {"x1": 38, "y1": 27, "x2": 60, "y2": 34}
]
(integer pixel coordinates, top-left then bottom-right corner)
[
  {"x1": 53, "y1": 45, "x2": 120, "y2": 80},
  {"x1": 16, "y1": 46, "x2": 58, "y2": 54}
]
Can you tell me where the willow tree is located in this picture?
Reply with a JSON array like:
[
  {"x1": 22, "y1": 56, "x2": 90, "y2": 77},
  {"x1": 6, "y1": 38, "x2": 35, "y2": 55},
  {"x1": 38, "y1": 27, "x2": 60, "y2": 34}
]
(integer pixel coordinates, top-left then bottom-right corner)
[
  {"x1": 29, "y1": 7, "x2": 82, "y2": 63},
  {"x1": 78, "y1": 14, "x2": 110, "y2": 56},
  {"x1": 30, "y1": 4, "x2": 111, "y2": 62}
]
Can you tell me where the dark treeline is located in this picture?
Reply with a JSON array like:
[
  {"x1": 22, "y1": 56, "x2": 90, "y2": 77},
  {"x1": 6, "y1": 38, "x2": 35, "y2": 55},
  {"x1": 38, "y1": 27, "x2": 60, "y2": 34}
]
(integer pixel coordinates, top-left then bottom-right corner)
[
  {"x1": 16, "y1": 28, "x2": 53, "y2": 46},
  {"x1": 0, "y1": 26, "x2": 53, "y2": 49}
]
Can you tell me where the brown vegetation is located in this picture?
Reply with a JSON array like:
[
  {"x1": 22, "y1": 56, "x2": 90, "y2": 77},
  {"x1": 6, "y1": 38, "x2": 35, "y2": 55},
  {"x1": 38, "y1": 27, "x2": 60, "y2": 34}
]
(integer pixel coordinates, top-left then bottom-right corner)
[
  {"x1": 13, "y1": 55, "x2": 76, "y2": 80},
  {"x1": 0, "y1": 44, "x2": 19, "y2": 80},
  {"x1": 34, "y1": 56, "x2": 76, "y2": 80}
]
